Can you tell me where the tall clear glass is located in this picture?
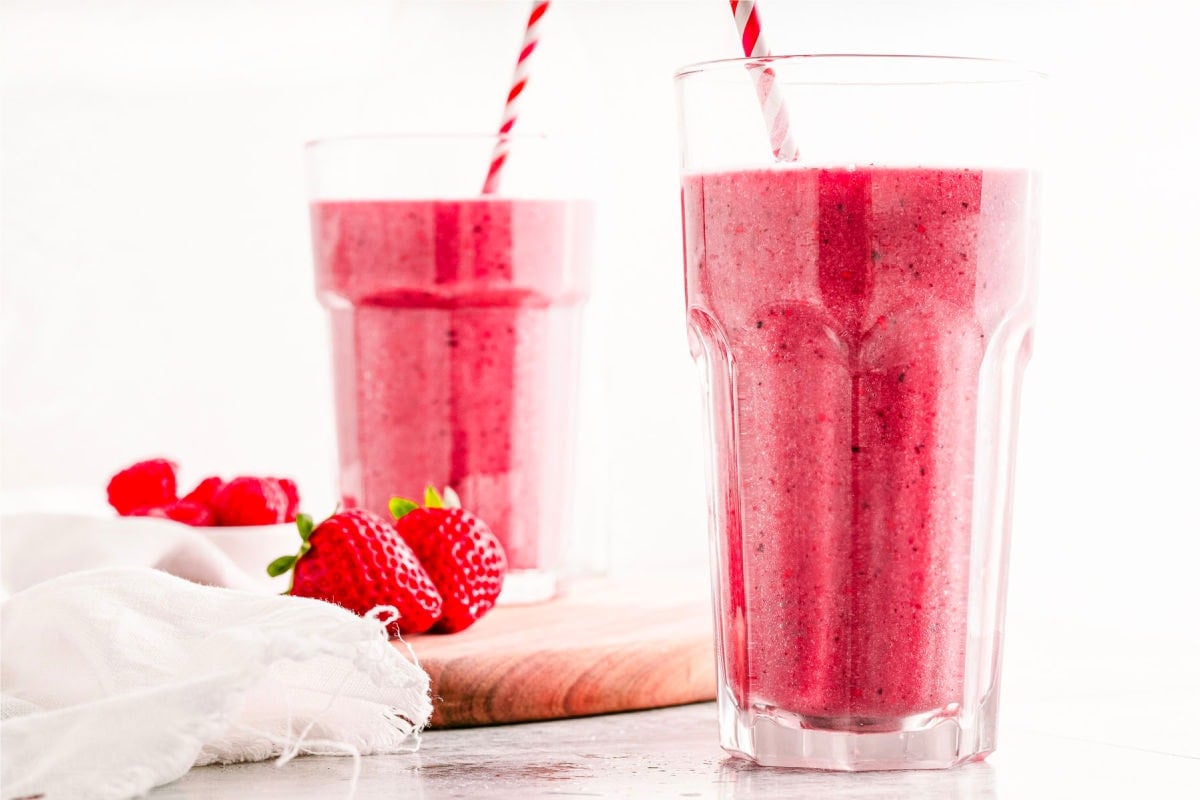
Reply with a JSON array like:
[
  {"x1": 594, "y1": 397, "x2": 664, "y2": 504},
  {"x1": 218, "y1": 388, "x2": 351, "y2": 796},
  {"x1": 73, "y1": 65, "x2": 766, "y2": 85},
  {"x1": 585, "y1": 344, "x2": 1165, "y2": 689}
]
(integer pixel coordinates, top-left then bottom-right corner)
[
  {"x1": 307, "y1": 135, "x2": 592, "y2": 603},
  {"x1": 676, "y1": 56, "x2": 1042, "y2": 769}
]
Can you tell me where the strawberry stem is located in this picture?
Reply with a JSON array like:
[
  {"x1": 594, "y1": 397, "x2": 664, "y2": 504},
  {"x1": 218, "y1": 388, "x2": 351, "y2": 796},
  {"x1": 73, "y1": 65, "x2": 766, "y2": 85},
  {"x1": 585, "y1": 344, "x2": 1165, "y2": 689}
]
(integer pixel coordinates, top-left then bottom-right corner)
[
  {"x1": 297, "y1": 513, "x2": 315, "y2": 541},
  {"x1": 264, "y1": 514, "x2": 319, "y2": 591},
  {"x1": 267, "y1": 555, "x2": 296, "y2": 577},
  {"x1": 424, "y1": 485, "x2": 443, "y2": 508},
  {"x1": 389, "y1": 497, "x2": 418, "y2": 519}
]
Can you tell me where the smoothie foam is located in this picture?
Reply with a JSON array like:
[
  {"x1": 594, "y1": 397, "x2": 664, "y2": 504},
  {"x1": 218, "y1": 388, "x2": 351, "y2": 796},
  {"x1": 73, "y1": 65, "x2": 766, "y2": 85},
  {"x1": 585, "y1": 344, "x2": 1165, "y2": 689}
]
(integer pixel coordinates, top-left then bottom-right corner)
[
  {"x1": 312, "y1": 198, "x2": 589, "y2": 571},
  {"x1": 684, "y1": 166, "x2": 1030, "y2": 722}
]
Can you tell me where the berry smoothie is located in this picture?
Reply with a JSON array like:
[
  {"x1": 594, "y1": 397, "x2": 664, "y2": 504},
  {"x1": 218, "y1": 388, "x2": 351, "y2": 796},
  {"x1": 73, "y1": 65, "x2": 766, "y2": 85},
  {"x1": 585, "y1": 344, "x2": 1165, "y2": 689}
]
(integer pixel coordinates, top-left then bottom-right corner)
[
  {"x1": 311, "y1": 198, "x2": 590, "y2": 572},
  {"x1": 683, "y1": 166, "x2": 1030, "y2": 724}
]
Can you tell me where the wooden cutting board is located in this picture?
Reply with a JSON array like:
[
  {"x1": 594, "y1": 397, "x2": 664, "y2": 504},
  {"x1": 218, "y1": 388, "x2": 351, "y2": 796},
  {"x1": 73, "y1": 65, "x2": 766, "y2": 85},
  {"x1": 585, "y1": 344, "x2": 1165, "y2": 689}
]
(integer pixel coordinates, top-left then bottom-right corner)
[{"x1": 398, "y1": 573, "x2": 716, "y2": 728}]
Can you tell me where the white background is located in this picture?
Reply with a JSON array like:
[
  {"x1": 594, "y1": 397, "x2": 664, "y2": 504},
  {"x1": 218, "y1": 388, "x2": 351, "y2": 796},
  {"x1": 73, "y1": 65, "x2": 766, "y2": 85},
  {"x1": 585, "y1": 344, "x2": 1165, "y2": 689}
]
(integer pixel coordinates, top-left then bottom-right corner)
[{"x1": 3, "y1": 0, "x2": 1199, "y2": 652}]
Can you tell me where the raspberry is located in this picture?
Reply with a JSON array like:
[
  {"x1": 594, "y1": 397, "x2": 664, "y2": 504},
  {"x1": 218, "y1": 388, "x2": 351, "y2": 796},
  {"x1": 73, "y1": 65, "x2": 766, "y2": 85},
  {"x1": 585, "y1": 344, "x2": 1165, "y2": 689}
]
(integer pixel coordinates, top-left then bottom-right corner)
[
  {"x1": 128, "y1": 505, "x2": 170, "y2": 519},
  {"x1": 129, "y1": 501, "x2": 215, "y2": 527},
  {"x1": 180, "y1": 476, "x2": 226, "y2": 508},
  {"x1": 164, "y1": 501, "x2": 215, "y2": 526},
  {"x1": 107, "y1": 459, "x2": 178, "y2": 516},
  {"x1": 211, "y1": 477, "x2": 292, "y2": 526},
  {"x1": 277, "y1": 478, "x2": 300, "y2": 522}
]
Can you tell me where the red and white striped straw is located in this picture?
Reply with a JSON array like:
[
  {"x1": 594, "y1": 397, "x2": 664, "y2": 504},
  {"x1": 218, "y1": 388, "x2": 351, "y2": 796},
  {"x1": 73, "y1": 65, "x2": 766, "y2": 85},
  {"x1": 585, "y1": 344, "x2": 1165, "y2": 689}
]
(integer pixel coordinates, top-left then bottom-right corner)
[
  {"x1": 481, "y1": 0, "x2": 551, "y2": 194},
  {"x1": 729, "y1": 1, "x2": 798, "y2": 162}
]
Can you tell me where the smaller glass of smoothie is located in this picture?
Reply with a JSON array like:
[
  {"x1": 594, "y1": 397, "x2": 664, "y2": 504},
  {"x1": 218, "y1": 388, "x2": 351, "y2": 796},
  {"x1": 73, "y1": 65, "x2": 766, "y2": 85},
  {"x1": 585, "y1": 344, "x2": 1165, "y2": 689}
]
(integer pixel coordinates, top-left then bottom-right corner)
[
  {"x1": 676, "y1": 56, "x2": 1043, "y2": 769},
  {"x1": 307, "y1": 135, "x2": 592, "y2": 603}
]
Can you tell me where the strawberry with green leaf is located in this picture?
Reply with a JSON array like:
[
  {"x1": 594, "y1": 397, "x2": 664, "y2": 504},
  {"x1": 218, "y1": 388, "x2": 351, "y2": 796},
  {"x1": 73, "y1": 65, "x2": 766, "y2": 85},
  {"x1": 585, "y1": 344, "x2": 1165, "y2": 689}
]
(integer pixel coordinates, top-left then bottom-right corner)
[
  {"x1": 269, "y1": 509, "x2": 443, "y2": 636},
  {"x1": 390, "y1": 486, "x2": 507, "y2": 633}
]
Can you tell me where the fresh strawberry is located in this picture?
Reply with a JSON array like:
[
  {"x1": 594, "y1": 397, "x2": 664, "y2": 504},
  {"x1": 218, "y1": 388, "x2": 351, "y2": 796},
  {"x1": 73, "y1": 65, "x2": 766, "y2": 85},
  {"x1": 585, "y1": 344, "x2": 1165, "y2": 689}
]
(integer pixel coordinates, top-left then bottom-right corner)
[
  {"x1": 389, "y1": 486, "x2": 506, "y2": 633},
  {"x1": 107, "y1": 459, "x2": 178, "y2": 515},
  {"x1": 211, "y1": 477, "x2": 291, "y2": 526},
  {"x1": 270, "y1": 510, "x2": 443, "y2": 636},
  {"x1": 180, "y1": 476, "x2": 226, "y2": 508}
]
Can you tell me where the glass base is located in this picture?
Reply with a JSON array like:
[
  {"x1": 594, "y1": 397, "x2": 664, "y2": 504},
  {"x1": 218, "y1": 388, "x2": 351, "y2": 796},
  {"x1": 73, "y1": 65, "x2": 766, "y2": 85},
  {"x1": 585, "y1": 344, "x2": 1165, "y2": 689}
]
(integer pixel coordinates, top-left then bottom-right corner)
[
  {"x1": 719, "y1": 692, "x2": 993, "y2": 771},
  {"x1": 496, "y1": 569, "x2": 558, "y2": 605}
]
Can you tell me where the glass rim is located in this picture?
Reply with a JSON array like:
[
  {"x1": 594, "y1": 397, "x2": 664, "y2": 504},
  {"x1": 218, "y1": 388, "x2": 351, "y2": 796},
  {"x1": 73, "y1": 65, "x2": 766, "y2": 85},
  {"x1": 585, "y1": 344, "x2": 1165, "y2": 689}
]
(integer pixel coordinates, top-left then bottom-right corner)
[
  {"x1": 304, "y1": 132, "x2": 552, "y2": 152},
  {"x1": 674, "y1": 53, "x2": 1046, "y2": 85}
]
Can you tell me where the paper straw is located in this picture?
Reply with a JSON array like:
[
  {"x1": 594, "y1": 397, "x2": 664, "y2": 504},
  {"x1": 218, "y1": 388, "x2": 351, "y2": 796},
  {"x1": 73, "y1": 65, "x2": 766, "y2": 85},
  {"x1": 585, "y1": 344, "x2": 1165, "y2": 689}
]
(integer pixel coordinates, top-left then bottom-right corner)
[
  {"x1": 482, "y1": 1, "x2": 551, "y2": 194},
  {"x1": 729, "y1": 1, "x2": 799, "y2": 161}
]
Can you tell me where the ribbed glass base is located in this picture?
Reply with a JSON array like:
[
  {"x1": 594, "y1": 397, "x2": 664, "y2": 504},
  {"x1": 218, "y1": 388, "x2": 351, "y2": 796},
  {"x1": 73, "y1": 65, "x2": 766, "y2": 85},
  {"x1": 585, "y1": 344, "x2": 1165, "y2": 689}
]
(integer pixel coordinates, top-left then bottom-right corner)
[{"x1": 718, "y1": 690, "x2": 995, "y2": 771}]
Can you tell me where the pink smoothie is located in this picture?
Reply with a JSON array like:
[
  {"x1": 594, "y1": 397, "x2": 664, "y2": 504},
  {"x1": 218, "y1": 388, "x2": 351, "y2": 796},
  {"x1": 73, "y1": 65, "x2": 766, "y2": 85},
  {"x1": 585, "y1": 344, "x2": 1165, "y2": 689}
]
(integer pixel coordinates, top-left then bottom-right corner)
[
  {"x1": 311, "y1": 198, "x2": 590, "y2": 571},
  {"x1": 683, "y1": 167, "x2": 1030, "y2": 723}
]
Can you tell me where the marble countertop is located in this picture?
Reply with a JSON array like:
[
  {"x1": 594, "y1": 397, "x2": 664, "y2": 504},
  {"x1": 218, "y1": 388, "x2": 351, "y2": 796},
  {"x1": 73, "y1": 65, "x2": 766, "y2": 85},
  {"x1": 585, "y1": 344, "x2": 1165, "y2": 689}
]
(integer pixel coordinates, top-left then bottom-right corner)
[
  {"x1": 151, "y1": 700, "x2": 1197, "y2": 799},
  {"x1": 147, "y1": 576, "x2": 1200, "y2": 799}
]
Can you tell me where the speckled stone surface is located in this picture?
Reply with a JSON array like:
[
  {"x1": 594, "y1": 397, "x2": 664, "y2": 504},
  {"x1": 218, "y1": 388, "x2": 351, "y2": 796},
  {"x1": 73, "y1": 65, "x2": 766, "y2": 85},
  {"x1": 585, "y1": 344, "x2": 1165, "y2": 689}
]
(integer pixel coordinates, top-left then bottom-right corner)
[
  {"x1": 144, "y1": 576, "x2": 1200, "y2": 799},
  {"x1": 5, "y1": 519, "x2": 1192, "y2": 800},
  {"x1": 150, "y1": 700, "x2": 1198, "y2": 799}
]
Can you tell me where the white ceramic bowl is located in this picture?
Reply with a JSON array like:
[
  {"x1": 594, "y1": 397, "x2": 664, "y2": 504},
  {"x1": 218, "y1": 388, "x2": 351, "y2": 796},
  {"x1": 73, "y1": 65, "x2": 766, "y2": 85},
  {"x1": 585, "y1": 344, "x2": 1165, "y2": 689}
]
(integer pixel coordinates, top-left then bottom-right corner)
[{"x1": 197, "y1": 522, "x2": 300, "y2": 593}]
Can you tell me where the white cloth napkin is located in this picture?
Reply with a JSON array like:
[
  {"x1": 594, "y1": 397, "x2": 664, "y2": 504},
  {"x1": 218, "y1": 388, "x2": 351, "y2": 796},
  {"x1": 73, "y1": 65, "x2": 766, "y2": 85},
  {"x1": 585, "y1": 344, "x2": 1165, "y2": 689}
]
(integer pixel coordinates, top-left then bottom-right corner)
[
  {"x1": 0, "y1": 513, "x2": 292, "y2": 598},
  {"x1": 0, "y1": 515, "x2": 433, "y2": 800}
]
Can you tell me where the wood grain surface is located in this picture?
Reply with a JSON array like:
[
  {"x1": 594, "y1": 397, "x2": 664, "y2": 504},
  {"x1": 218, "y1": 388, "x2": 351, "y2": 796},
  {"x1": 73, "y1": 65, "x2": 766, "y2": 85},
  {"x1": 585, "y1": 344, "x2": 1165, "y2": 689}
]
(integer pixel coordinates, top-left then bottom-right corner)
[{"x1": 399, "y1": 573, "x2": 716, "y2": 728}]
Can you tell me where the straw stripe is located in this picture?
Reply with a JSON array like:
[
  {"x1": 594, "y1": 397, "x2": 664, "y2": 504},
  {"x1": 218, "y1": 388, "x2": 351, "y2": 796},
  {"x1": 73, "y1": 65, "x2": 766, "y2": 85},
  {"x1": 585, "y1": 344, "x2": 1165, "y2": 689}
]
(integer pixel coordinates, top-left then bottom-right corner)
[
  {"x1": 728, "y1": 1, "x2": 798, "y2": 161},
  {"x1": 482, "y1": 1, "x2": 551, "y2": 194}
]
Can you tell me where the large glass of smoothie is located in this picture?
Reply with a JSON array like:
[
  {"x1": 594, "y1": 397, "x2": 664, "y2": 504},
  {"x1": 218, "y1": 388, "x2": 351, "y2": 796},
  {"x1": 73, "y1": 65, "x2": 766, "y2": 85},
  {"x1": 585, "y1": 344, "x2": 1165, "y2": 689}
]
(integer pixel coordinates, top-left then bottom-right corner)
[
  {"x1": 676, "y1": 56, "x2": 1042, "y2": 769},
  {"x1": 307, "y1": 135, "x2": 592, "y2": 602}
]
